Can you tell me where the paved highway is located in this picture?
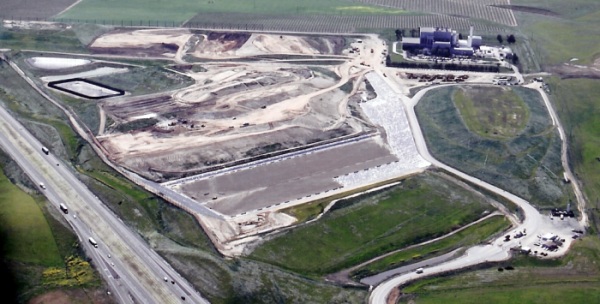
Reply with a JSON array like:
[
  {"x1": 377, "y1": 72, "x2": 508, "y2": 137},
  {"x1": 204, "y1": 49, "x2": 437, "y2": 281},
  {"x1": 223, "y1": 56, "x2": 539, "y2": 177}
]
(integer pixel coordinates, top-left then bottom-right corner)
[{"x1": 0, "y1": 104, "x2": 210, "y2": 304}]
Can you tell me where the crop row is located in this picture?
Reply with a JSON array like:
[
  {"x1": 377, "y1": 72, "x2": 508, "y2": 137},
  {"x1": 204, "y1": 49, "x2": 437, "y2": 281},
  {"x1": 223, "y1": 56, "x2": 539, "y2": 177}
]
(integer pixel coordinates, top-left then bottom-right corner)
[
  {"x1": 1, "y1": 13, "x2": 507, "y2": 34},
  {"x1": 183, "y1": 13, "x2": 506, "y2": 33},
  {"x1": 357, "y1": 0, "x2": 517, "y2": 26}
]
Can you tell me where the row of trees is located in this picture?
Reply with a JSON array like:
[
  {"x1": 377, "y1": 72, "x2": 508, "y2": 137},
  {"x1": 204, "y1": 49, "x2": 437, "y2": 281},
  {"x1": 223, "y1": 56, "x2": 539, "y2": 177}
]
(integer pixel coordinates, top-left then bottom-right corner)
[{"x1": 497, "y1": 34, "x2": 517, "y2": 44}]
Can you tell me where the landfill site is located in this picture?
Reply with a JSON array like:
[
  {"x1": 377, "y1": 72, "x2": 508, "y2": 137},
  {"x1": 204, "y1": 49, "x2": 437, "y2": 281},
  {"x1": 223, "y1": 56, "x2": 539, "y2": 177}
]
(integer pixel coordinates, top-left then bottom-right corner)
[{"x1": 24, "y1": 28, "x2": 515, "y2": 254}]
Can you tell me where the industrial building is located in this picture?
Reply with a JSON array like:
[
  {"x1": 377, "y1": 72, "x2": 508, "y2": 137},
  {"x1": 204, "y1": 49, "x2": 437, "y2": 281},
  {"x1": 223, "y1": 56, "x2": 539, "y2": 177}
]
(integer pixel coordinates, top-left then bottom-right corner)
[{"x1": 401, "y1": 26, "x2": 482, "y2": 56}]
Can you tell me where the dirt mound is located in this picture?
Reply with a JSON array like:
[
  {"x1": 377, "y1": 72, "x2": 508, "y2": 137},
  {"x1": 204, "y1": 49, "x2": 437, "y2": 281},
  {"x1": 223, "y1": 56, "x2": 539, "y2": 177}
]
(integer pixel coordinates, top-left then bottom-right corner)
[
  {"x1": 192, "y1": 32, "x2": 250, "y2": 56},
  {"x1": 253, "y1": 34, "x2": 319, "y2": 54},
  {"x1": 304, "y1": 36, "x2": 346, "y2": 55},
  {"x1": 90, "y1": 29, "x2": 192, "y2": 57},
  {"x1": 546, "y1": 63, "x2": 600, "y2": 79}
]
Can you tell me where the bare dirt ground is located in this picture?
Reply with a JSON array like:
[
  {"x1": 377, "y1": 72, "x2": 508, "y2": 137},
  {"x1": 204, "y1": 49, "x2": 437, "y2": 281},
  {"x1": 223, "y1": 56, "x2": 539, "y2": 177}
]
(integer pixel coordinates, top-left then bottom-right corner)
[
  {"x1": 89, "y1": 28, "x2": 194, "y2": 58},
  {"x1": 546, "y1": 62, "x2": 600, "y2": 79},
  {"x1": 190, "y1": 33, "x2": 346, "y2": 59},
  {"x1": 189, "y1": 32, "x2": 250, "y2": 58},
  {"x1": 99, "y1": 58, "x2": 373, "y2": 181},
  {"x1": 28, "y1": 289, "x2": 114, "y2": 304},
  {"x1": 174, "y1": 138, "x2": 397, "y2": 216}
]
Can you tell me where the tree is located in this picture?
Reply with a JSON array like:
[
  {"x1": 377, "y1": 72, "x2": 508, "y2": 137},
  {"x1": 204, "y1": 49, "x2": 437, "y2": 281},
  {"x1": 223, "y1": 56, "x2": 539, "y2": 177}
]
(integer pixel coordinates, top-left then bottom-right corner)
[
  {"x1": 512, "y1": 53, "x2": 519, "y2": 65},
  {"x1": 497, "y1": 34, "x2": 504, "y2": 44},
  {"x1": 507, "y1": 34, "x2": 516, "y2": 44},
  {"x1": 395, "y1": 29, "x2": 402, "y2": 41}
]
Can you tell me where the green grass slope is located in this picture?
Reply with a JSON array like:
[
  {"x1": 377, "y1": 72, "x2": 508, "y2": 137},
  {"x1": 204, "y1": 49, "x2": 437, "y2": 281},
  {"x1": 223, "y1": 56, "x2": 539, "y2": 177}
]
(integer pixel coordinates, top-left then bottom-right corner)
[
  {"x1": 250, "y1": 172, "x2": 494, "y2": 275},
  {"x1": 0, "y1": 169, "x2": 62, "y2": 267}
]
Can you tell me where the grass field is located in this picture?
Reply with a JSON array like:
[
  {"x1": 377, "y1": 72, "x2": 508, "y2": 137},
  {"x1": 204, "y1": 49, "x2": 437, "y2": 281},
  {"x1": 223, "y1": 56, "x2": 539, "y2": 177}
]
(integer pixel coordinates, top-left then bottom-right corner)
[
  {"x1": 453, "y1": 86, "x2": 529, "y2": 140},
  {"x1": 405, "y1": 283, "x2": 600, "y2": 304},
  {"x1": 0, "y1": 27, "x2": 87, "y2": 54},
  {"x1": 250, "y1": 172, "x2": 494, "y2": 275},
  {"x1": 547, "y1": 77, "x2": 600, "y2": 231},
  {"x1": 351, "y1": 215, "x2": 510, "y2": 280},
  {"x1": 57, "y1": 0, "x2": 403, "y2": 24},
  {"x1": 162, "y1": 252, "x2": 368, "y2": 304},
  {"x1": 416, "y1": 86, "x2": 571, "y2": 209},
  {"x1": 401, "y1": 237, "x2": 600, "y2": 303},
  {"x1": 0, "y1": 168, "x2": 62, "y2": 267},
  {"x1": 511, "y1": 0, "x2": 600, "y2": 67}
]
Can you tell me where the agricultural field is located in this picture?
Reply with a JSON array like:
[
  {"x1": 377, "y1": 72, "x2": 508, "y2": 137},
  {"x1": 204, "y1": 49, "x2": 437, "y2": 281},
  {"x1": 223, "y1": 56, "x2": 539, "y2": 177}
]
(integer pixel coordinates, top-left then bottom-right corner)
[
  {"x1": 51, "y1": 0, "x2": 511, "y2": 33},
  {"x1": 56, "y1": 0, "x2": 403, "y2": 24},
  {"x1": 183, "y1": 13, "x2": 506, "y2": 33},
  {"x1": 0, "y1": 0, "x2": 76, "y2": 19},
  {"x1": 249, "y1": 172, "x2": 496, "y2": 275},
  {"x1": 416, "y1": 85, "x2": 572, "y2": 209},
  {"x1": 357, "y1": 0, "x2": 517, "y2": 26}
]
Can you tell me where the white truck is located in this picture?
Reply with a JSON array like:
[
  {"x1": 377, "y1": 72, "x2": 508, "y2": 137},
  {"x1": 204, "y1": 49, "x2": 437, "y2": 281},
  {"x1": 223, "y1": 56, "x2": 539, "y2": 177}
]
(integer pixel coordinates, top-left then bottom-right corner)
[
  {"x1": 88, "y1": 237, "x2": 98, "y2": 248},
  {"x1": 42, "y1": 146, "x2": 49, "y2": 155},
  {"x1": 59, "y1": 203, "x2": 68, "y2": 214},
  {"x1": 39, "y1": 182, "x2": 46, "y2": 189}
]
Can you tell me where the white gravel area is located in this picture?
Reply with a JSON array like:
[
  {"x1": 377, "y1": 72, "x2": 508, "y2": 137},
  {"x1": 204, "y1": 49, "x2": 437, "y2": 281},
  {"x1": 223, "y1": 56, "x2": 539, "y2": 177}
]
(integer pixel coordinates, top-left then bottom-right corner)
[
  {"x1": 27, "y1": 57, "x2": 91, "y2": 69},
  {"x1": 336, "y1": 72, "x2": 429, "y2": 187},
  {"x1": 54, "y1": 81, "x2": 121, "y2": 98}
]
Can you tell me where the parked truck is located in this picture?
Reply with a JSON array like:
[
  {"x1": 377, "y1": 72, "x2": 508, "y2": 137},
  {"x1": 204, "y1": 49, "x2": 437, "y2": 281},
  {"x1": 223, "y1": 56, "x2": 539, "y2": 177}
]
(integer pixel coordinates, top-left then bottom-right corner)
[
  {"x1": 59, "y1": 203, "x2": 68, "y2": 214},
  {"x1": 42, "y1": 146, "x2": 49, "y2": 155},
  {"x1": 88, "y1": 237, "x2": 98, "y2": 248}
]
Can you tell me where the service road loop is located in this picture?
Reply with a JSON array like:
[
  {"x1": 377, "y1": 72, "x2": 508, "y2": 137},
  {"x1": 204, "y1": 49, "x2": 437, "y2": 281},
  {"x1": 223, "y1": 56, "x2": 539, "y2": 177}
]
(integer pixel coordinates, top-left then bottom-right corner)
[{"x1": 368, "y1": 72, "x2": 585, "y2": 303}]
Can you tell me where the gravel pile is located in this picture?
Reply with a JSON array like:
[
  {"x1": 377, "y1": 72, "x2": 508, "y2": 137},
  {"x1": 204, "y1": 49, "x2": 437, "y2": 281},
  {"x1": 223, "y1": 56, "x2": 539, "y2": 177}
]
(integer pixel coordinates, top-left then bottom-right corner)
[{"x1": 336, "y1": 73, "x2": 429, "y2": 187}]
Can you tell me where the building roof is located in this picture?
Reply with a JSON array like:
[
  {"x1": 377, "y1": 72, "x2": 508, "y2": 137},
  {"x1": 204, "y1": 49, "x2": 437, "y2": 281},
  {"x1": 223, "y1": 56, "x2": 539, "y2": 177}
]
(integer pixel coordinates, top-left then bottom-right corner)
[
  {"x1": 401, "y1": 37, "x2": 421, "y2": 44},
  {"x1": 542, "y1": 233, "x2": 556, "y2": 239}
]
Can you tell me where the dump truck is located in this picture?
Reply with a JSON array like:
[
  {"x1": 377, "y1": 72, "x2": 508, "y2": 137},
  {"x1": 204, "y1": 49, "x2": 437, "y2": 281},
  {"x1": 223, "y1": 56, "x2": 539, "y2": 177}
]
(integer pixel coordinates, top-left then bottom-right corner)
[
  {"x1": 88, "y1": 237, "x2": 98, "y2": 248},
  {"x1": 59, "y1": 203, "x2": 68, "y2": 214}
]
